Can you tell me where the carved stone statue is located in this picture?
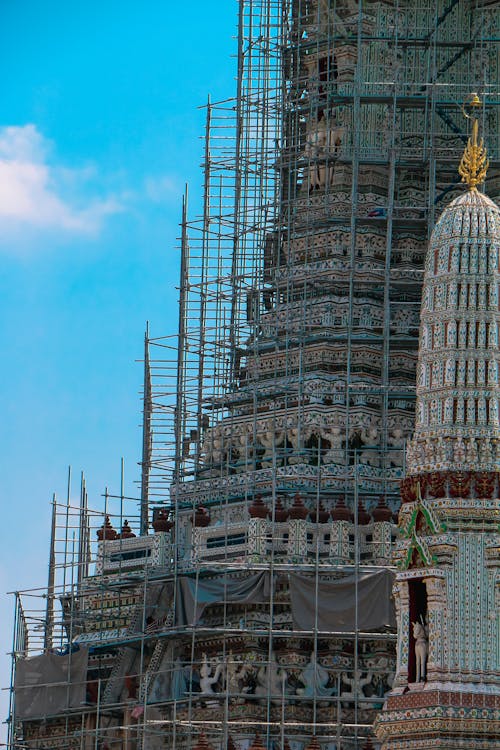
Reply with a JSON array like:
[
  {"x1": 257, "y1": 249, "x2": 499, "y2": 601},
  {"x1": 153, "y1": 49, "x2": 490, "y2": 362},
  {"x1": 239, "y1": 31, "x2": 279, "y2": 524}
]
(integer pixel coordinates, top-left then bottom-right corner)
[
  {"x1": 225, "y1": 652, "x2": 250, "y2": 703},
  {"x1": 296, "y1": 653, "x2": 335, "y2": 698},
  {"x1": 360, "y1": 426, "x2": 380, "y2": 467},
  {"x1": 304, "y1": 114, "x2": 343, "y2": 190},
  {"x1": 412, "y1": 621, "x2": 428, "y2": 683},
  {"x1": 388, "y1": 428, "x2": 405, "y2": 467},
  {"x1": 479, "y1": 436, "x2": 493, "y2": 464},
  {"x1": 287, "y1": 427, "x2": 302, "y2": 465},
  {"x1": 453, "y1": 436, "x2": 466, "y2": 464},
  {"x1": 254, "y1": 653, "x2": 288, "y2": 705},
  {"x1": 424, "y1": 438, "x2": 434, "y2": 463},
  {"x1": 466, "y1": 437, "x2": 478, "y2": 464},
  {"x1": 324, "y1": 426, "x2": 344, "y2": 464},
  {"x1": 260, "y1": 430, "x2": 285, "y2": 468},
  {"x1": 341, "y1": 669, "x2": 374, "y2": 701},
  {"x1": 435, "y1": 437, "x2": 445, "y2": 465},
  {"x1": 199, "y1": 653, "x2": 223, "y2": 695},
  {"x1": 170, "y1": 657, "x2": 189, "y2": 700}
]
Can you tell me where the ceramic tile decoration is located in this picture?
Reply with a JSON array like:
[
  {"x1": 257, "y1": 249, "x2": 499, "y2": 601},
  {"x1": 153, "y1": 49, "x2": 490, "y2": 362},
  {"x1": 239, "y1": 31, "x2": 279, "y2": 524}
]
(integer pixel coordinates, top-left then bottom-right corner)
[{"x1": 376, "y1": 110, "x2": 500, "y2": 749}]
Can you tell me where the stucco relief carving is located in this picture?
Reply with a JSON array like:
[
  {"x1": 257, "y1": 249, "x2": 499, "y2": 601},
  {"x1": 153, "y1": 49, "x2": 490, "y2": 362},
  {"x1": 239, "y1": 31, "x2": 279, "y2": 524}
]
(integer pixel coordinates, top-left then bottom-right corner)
[{"x1": 200, "y1": 411, "x2": 412, "y2": 472}]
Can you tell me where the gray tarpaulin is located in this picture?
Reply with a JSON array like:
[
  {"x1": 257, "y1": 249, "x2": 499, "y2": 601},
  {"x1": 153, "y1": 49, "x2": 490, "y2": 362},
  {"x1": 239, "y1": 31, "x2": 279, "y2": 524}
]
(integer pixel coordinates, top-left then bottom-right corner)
[
  {"x1": 175, "y1": 572, "x2": 271, "y2": 626},
  {"x1": 135, "y1": 581, "x2": 173, "y2": 631},
  {"x1": 289, "y1": 569, "x2": 395, "y2": 632},
  {"x1": 14, "y1": 647, "x2": 88, "y2": 720},
  {"x1": 173, "y1": 570, "x2": 394, "y2": 630}
]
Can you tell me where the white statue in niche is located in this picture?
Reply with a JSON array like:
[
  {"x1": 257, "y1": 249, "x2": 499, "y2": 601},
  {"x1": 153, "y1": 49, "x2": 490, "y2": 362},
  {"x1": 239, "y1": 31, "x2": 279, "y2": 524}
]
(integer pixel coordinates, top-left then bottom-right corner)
[
  {"x1": 254, "y1": 653, "x2": 288, "y2": 705},
  {"x1": 412, "y1": 620, "x2": 429, "y2": 683},
  {"x1": 199, "y1": 653, "x2": 223, "y2": 695}
]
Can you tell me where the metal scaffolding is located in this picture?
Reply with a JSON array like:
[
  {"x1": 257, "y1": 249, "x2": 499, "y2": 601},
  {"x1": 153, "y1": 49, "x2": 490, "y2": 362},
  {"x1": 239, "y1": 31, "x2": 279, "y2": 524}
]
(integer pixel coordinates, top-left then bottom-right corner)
[{"x1": 8, "y1": 1, "x2": 500, "y2": 750}]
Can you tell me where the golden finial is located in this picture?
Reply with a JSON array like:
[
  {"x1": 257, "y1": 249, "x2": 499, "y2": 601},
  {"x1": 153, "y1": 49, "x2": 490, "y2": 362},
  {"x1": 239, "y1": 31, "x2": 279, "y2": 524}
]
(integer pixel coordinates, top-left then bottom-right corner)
[{"x1": 458, "y1": 93, "x2": 489, "y2": 190}]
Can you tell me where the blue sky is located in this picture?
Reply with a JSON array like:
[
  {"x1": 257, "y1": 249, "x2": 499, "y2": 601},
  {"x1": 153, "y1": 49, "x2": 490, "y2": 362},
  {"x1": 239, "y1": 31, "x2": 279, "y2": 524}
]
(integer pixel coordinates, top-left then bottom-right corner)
[{"x1": 0, "y1": 0, "x2": 236, "y2": 733}]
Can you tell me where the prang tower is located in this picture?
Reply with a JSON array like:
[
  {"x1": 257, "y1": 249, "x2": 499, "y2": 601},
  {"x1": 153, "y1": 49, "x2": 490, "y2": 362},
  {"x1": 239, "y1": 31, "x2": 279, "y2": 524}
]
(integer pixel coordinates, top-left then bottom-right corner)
[
  {"x1": 8, "y1": 3, "x2": 500, "y2": 750},
  {"x1": 375, "y1": 104, "x2": 500, "y2": 748}
]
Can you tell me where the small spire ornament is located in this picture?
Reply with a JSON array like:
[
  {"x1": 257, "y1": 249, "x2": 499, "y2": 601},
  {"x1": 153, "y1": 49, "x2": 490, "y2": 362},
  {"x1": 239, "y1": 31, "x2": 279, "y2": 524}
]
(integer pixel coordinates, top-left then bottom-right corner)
[{"x1": 458, "y1": 92, "x2": 489, "y2": 190}]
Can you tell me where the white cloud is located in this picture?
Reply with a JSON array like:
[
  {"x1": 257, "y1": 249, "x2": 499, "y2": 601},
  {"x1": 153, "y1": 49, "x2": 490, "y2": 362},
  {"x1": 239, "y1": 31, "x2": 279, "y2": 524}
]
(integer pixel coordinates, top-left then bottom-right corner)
[
  {"x1": 0, "y1": 125, "x2": 123, "y2": 239},
  {"x1": 144, "y1": 174, "x2": 181, "y2": 203}
]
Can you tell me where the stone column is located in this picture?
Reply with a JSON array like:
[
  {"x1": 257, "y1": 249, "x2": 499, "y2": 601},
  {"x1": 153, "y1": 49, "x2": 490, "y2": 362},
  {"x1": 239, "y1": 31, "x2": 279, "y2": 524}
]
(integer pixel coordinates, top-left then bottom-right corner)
[
  {"x1": 248, "y1": 518, "x2": 267, "y2": 560},
  {"x1": 288, "y1": 519, "x2": 307, "y2": 560},
  {"x1": 329, "y1": 520, "x2": 351, "y2": 563},
  {"x1": 372, "y1": 521, "x2": 393, "y2": 564},
  {"x1": 392, "y1": 579, "x2": 410, "y2": 688},
  {"x1": 424, "y1": 575, "x2": 446, "y2": 681},
  {"x1": 191, "y1": 527, "x2": 203, "y2": 561}
]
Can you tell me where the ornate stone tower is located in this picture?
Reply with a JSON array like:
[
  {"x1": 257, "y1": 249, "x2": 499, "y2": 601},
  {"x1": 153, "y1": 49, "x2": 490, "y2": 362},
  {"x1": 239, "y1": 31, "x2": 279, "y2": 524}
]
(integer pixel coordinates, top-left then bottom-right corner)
[
  {"x1": 8, "y1": 4, "x2": 500, "y2": 750},
  {"x1": 375, "y1": 103, "x2": 500, "y2": 748}
]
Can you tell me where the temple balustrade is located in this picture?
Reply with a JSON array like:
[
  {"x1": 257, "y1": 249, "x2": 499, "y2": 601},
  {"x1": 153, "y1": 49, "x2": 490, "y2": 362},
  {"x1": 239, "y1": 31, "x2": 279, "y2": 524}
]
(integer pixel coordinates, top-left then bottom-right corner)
[{"x1": 188, "y1": 516, "x2": 396, "y2": 567}]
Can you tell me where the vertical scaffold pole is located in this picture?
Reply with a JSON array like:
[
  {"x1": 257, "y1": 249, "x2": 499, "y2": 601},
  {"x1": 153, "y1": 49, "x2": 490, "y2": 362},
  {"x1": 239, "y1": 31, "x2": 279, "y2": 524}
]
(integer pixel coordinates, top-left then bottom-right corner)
[
  {"x1": 195, "y1": 98, "x2": 212, "y2": 474},
  {"x1": 228, "y1": 0, "x2": 245, "y2": 385},
  {"x1": 44, "y1": 494, "x2": 57, "y2": 652},
  {"x1": 140, "y1": 322, "x2": 152, "y2": 534},
  {"x1": 174, "y1": 186, "x2": 189, "y2": 483}
]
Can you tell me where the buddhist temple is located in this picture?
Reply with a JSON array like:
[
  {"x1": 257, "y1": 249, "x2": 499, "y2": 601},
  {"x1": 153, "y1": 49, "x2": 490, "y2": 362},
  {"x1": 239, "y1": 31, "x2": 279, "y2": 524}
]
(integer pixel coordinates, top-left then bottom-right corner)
[{"x1": 8, "y1": 2, "x2": 499, "y2": 750}]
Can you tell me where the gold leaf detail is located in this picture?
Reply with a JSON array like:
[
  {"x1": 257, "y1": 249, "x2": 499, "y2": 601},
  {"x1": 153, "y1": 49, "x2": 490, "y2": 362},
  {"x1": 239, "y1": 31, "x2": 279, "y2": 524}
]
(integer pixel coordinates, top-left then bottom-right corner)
[{"x1": 458, "y1": 119, "x2": 489, "y2": 190}]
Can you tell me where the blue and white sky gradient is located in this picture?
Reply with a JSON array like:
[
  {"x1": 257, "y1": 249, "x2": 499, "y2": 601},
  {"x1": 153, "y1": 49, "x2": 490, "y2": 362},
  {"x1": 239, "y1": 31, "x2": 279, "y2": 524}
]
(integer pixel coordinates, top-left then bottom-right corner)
[{"x1": 0, "y1": 0, "x2": 236, "y2": 733}]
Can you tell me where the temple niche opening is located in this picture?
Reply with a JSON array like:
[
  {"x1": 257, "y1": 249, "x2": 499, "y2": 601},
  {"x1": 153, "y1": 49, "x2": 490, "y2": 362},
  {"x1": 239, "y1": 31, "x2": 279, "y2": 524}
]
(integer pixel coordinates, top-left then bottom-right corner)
[{"x1": 407, "y1": 579, "x2": 427, "y2": 685}]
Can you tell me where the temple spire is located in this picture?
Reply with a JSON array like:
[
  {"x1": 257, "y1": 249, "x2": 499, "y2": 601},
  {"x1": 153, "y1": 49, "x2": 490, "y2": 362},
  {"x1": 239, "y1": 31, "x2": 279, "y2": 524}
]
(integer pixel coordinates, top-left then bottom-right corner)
[{"x1": 458, "y1": 93, "x2": 489, "y2": 190}]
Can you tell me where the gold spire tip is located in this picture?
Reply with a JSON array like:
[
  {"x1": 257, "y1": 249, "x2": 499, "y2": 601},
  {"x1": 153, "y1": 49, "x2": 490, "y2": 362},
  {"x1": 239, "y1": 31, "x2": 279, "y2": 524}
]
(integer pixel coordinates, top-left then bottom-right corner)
[{"x1": 458, "y1": 93, "x2": 489, "y2": 191}]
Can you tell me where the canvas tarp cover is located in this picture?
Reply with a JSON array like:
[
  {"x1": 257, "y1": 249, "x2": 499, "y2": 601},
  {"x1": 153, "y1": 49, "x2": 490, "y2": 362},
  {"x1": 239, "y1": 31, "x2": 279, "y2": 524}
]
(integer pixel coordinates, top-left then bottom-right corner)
[
  {"x1": 289, "y1": 569, "x2": 395, "y2": 631},
  {"x1": 14, "y1": 647, "x2": 88, "y2": 720},
  {"x1": 175, "y1": 572, "x2": 271, "y2": 625},
  {"x1": 173, "y1": 570, "x2": 394, "y2": 631}
]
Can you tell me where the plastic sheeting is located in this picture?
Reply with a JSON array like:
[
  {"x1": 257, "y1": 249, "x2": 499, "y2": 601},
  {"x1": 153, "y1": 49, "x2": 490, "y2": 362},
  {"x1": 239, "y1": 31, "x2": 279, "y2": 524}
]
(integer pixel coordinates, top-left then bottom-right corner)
[
  {"x1": 173, "y1": 569, "x2": 395, "y2": 632},
  {"x1": 175, "y1": 571, "x2": 272, "y2": 625},
  {"x1": 289, "y1": 569, "x2": 396, "y2": 632},
  {"x1": 14, "y1": 647, "x2": 88, "y2": 720}
]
